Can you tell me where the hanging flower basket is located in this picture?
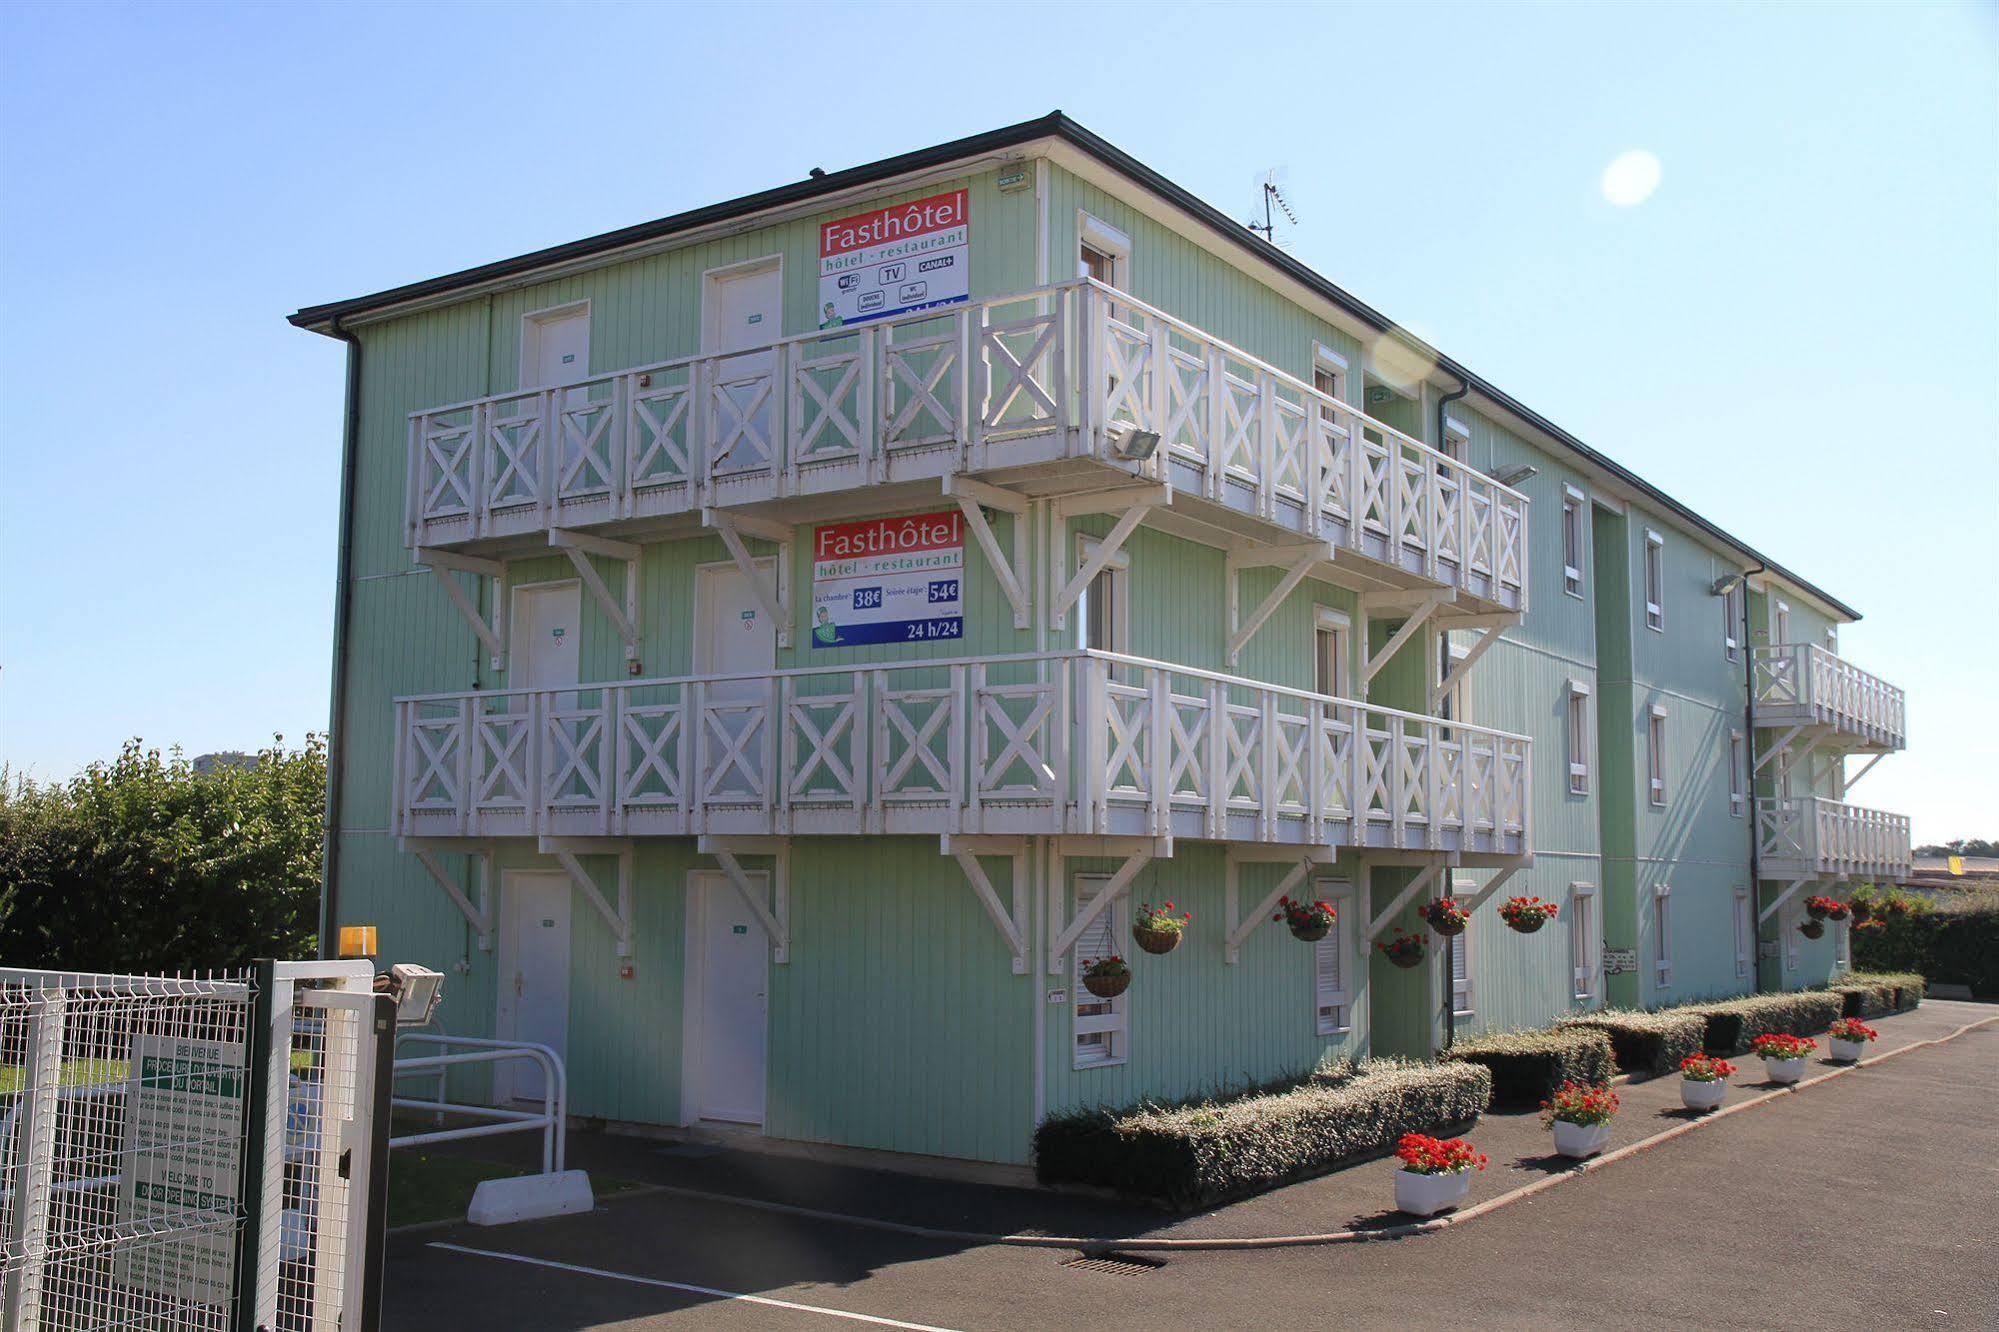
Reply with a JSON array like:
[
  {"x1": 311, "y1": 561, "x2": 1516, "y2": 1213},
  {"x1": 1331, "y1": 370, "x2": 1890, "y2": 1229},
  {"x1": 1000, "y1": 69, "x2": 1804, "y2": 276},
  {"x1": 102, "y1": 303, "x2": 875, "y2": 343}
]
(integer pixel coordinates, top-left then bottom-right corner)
[
  {"x1": 1805, "y1": 894, "x2": 1841, "y2": 921},
  {"x1": 1273, "y1": 896, "x2": 1336, "y2": 942},
  {"x1": 1417, "y1": 898, "x2": 1470, "y2": 937},
  {"x1": 1131, "y1": 901, "x2": 1190, "y2": 955},
  {"x1": 1377, "y1": 930, "x2": 1426, "y2": 970},
  {"x1": 1798, "y1": 918, "x2": 1826, "y2": 940},
  {"x1": 1497, "y1": 895, "x2": 1559, "y2": 935},
  {"x1": 1848, "y1": 898, "x2": 1874, "y2": 924},
  {"x1": 1081, "y1": 956, "x2": 1131, "y2": 999},
  {"x1": 1827, "y1": 901, "x2": 1850, "y2": 921}
]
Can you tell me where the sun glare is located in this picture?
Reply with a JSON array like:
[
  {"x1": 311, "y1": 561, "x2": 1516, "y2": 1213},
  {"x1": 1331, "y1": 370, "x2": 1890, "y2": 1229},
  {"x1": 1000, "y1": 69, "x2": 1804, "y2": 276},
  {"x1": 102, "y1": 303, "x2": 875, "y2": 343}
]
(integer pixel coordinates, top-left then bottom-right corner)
[{"x1": 1600, "y1": 149, "x2": 1662, "y2": 207}]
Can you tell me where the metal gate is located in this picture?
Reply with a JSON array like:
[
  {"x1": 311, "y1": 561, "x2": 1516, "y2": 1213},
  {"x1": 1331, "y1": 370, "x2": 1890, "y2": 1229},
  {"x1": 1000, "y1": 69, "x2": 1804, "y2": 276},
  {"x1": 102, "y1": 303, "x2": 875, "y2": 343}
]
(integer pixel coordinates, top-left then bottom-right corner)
[{"x1": 0, "y1": 961, "x2": 390, "y2": 1332}]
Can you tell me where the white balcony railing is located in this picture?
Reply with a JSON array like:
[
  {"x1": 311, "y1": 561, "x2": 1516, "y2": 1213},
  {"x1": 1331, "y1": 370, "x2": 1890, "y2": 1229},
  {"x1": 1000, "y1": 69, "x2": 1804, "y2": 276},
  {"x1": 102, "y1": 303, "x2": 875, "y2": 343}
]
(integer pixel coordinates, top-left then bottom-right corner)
[
  {"x1": 1757, "y1": 796, "x2": 1911, "y2": 881},
  {"x1": 1752, "y1": 643, "x2": 1906, "y2": 751},
  {"x1": 405, "y1": 280, "x2": 1528, "y2": 608},
  {"x1": 392, "y1": 650, "x2": 1530, "y2": 858}
]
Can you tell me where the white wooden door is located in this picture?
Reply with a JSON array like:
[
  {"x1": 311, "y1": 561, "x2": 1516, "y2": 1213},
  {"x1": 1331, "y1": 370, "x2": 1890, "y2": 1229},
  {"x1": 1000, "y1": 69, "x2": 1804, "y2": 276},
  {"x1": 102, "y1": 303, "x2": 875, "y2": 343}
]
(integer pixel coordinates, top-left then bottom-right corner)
[
  {"x1": 525, "y1": 307, "x2": 590, "y2": 390},
  {"x1": 695, "y1": 563, "x2": 776, "y2": 803},
  {"x1": 513, "y1": 582, "x2": 581, "y2": 691},
  {"x1": 498, "y1": 870, "x2": 572, "y2": 1103},
  {"x1": 703, "y1": 263, "x2": 782, "y2": 472},
  {"x1": 690, "y1": 872, "x2": 769, "y2": 1125}
]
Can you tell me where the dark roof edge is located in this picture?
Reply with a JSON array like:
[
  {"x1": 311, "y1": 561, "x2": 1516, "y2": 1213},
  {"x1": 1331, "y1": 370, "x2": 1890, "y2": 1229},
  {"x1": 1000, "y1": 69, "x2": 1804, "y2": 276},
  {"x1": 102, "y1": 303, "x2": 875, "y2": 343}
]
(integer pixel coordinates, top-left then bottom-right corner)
[{"x1": 288, "y1": 110, "x2": 1859, "y2": 620}]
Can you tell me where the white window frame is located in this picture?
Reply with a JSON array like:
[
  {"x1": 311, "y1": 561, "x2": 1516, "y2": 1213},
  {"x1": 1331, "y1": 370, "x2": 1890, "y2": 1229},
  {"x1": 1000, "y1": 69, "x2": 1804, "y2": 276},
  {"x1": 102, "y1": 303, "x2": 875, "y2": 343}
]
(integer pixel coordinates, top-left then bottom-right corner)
[
  {"x1": 1449, "y1": 874, "x2": 1475, "y2": 1018},
  {"x1": 1734, "y1": 888, "x2": 1753, "y2": 980},
  {"x1": 1072, "y1": 874, "x2": 1128, "y2": 1069},
  {"x1": 1653, "y1": 883, "x2": 1673, "y2": 987},
  {"x1": 1074, "y1": 534, "x2": 1131, "y2": 655},
  {"x1": 1773, "y1": 599, "x2": 1791, "y2": 646},
  {"x1": 1441, "y1": 416, "x2": 1471, "y2": 465},
  {"x1": 1311, "y1": 343, "x2": 1349, "y2": 411},
  {"x1": 1643, "y1": 530, "x2": 1666, "y2": 632},
  {"x1": 1566, "y1": 679, "x2": 1592, "y2": 796},
  {"x1": 1561, "y1": 485, "x2": 1586, "y2": 599},
  {"x1": 1077, "y1": 212, "x2": 1131, "y2": 290},
  {"x1": 1570, "y1": 883, "x2": 1598, "y2": 1003},
  {"x1": 1313, "y1": 877, "x2": 1356, "y2": 1036},
  {"x1": 1836, "y1": 915, "x2": 1851, "y2": 971},
  {"x1": 1437, "y1": 633, "x2": 1470, "y2": 728},
  {"x1": 1783, "y1": 898, "x2": 1800, "y2": 974},
  {"x1": 1314, "y1": 605, "x2": 1352, "y2": 700},
  {"x1": 1723, "y1": 580, "x2": 1743, "y2": 661},
  {"x1": 1728, "y1": 729, "x2": 1746, "y2": 818},
  {"x1": 1647, "y1": 704, "x2": 1668, "y2": 807}
]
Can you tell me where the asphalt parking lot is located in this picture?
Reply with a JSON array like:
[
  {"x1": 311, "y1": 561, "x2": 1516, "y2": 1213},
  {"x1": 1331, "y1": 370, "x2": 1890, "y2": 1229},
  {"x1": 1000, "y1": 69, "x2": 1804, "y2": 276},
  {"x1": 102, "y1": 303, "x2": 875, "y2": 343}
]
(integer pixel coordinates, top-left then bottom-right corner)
[{"x1": 383, "y1": 1016, "x2": 1998, "y2": 1330}]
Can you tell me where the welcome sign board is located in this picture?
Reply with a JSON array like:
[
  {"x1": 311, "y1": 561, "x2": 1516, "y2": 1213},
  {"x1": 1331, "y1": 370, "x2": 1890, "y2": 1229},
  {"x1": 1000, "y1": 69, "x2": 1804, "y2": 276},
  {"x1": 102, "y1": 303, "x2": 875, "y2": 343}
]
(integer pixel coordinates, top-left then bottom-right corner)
[
  {"x1": 811, "y1": 512, "x2": 964, "y2": 648},
  {"x1": 817, "y1": 189, "x2": 969, "y2": 328}
]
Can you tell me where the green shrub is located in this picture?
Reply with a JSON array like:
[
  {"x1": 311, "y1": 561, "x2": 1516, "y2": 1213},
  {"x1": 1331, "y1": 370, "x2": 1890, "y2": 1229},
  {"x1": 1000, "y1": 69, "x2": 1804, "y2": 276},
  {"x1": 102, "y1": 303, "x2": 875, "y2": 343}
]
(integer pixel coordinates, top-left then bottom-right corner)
[
  {"x1": 1686, "y1": 991, "x2": 1845, "y2": 1054},
  {"x1": 1856, "y1": 891, "x2": 1996, "y2": 999},
  {"x1": 1445, "y1": 1027, "x2": 1614, "y2": 1109},
  {"x1": 1032, "y1": 1058, "x2": 1492, "y2": 1211},
  {"x1": 1558, "y1": 1010, "x2": 1708, "y2": 1077}
]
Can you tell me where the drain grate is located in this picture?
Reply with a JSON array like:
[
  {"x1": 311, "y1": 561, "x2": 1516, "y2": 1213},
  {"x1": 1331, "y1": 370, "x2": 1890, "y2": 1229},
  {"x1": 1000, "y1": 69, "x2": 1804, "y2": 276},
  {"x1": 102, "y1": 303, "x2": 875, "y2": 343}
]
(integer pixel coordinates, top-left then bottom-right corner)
[{"x1": 1060, "y1": 1252, "x2": 1164, "y2": 1277}]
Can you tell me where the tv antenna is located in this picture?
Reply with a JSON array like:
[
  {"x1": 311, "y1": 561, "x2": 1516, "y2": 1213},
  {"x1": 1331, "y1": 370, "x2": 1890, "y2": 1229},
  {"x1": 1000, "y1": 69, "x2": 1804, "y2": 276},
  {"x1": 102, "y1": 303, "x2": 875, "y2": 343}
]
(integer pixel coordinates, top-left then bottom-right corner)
[{"x1": 1247, "y1": 169, "x2": 1297, "y2": 246}]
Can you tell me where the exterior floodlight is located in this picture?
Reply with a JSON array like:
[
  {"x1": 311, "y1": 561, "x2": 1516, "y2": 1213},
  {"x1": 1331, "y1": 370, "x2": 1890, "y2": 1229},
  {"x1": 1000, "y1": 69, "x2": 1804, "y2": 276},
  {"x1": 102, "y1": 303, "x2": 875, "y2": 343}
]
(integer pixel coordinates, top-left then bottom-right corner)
[
  {"x1": 385, "y1": 963, "x2": 445, "y2": 1026},
  {"x1": 1111, "y1": 426, "x2": 1161, "y2": 461},
  {"x1": 1489, "y1": 463, "x2": 1538, "y2": 488},
  {"x1": 1710, "y1": 573, "x2": 1745, "y2": 597}
]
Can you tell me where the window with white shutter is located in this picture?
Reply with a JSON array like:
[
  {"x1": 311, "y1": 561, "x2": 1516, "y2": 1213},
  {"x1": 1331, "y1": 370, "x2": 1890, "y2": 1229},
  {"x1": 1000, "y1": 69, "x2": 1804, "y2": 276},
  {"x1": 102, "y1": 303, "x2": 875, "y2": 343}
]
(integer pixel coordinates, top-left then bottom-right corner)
[
  {"x1": 1313, "y1": 879, "x2": 1355, "y2": 1036},
  {"x1": 1784, "y1": 898, "x2": 1800, "y2": 974},
  {"x1": 1644, "y1": 530, "x2": 1666, "y2": 631},
  {"x1": 1450, "y1": 929, "x2": 1474, "y2": 1018},
  {"x1": 1728, "y1": 730, "x2": 1746, "y2": 817},
  {"x1": 1570, "y1": 884, "x2": 1597, "y2": 1003},
  {"x1": 1561, "y1": 485, "x2": 1586, "y2": 599},
  {"x1": 1566, "y1": 681, "x2": 1591, "y2": 796},
  {"x1": 1072, "y1": 876, "x2": 1127, "y2": 1068},
  {"x1": 1648, "y1": 706, "x2": 1669, "y2": 806}
]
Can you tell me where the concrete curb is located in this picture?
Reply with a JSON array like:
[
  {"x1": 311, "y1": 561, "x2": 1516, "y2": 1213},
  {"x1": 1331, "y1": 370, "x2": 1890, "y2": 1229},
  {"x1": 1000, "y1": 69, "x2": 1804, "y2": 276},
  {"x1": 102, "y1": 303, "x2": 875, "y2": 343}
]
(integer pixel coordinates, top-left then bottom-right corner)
[{"x1": 577, "y1": 1013, "x2": 1998, "y2": 1253}]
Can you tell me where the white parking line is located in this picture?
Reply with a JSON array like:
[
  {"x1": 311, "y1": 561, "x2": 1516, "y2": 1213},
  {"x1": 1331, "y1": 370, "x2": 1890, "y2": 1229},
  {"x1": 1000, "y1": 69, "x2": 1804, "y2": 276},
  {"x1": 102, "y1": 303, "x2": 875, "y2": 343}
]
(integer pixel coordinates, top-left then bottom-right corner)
[{"x1": 427, "y1": 1241, "x2": 964, "y2": 1331}]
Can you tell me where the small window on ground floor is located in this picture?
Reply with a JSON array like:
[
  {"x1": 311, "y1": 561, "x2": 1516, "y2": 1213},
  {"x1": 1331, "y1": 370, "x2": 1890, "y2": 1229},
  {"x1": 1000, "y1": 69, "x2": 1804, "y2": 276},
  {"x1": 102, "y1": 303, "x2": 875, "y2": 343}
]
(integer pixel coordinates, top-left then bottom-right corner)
[
  {"x1": 1571, "y1": 884, "x2": 1598, "y2": 1003},
  {"x1": 1072, "y1": 876, "x2": 1127, "y2": 1068},
  {"x1": 1653, "y1": 884, "x2": 1673, "y2": 988},
  {"x1": 1313, "y1": 878, "x2": 1356, "y2": 1036}
]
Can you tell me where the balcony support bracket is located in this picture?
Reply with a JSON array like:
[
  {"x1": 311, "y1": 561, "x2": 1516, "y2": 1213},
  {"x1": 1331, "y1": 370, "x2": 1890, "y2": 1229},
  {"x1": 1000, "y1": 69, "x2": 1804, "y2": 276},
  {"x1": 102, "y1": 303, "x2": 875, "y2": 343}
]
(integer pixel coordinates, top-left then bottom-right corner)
[
  {"x1": 408, "y1": 841, "x2": 494, "y2": 952},
  {"x1": 1049, "y1": 845, "x2": 1155, "y2": 974},
  {"x1": 943, "y1": 835, "x2": 1029, "y2": 974},
  {"x1": 1760, "y1": 876, "x2": 1815, "y2": 926},
  {"x1": 1223, "y1": 845, "x2": 1333, "y2": 964},
  {"x1": 415, "y1": 548, "x2": 508, "y2": 672},
  {"x1": 1047, "y1": 484, "x2": 1171, "y2": 632},
  {"x1": 550, "y1": 529, "x2": 642, "y2": 663},
  {"x1": 1458, "y1": 865, "x2": 1523, "y2": 917},
  {"x1": 541, "y1": 837, "x2": 634, "y2": 958},
  {"x1": 943, "y1": 477, "x2": 1031, "y2": 629},
  {"x1": 703, "y1": 510, "x2": 794, "y2": 649},
  {"x1": 1842, "y1": 751, "x2": 1886, "y2": 792},
  {"x1": 1362, "y1": 592, "x2": 1454, "y2": 688},
  {"x1": 701, "y1": 835, "x2": 790, "y2": 963},
  {"x1": 1754, "y1": 724, "x2": 1807, "y2": 774},
  {"x1": 1436, "y1": 623, "x2": 1505, "y2": 700},
  {"x1": 1226, "y1": 544, "x2": 1333, "y2": 668},
  {"x1": 1365, "y1": 862, "x2": 1442, "y2": 943}
]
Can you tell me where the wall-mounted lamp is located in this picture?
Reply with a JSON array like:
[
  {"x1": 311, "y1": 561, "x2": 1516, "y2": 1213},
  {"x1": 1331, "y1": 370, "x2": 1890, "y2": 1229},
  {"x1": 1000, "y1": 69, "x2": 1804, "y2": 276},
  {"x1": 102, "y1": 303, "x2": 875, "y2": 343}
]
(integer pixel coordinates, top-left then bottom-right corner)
[
  {"x1": 1110, "y1": 426, "x2": 1161, "y2": 462},
  {"x1": 1709, "y1": 573, "x2": 1745, "y2": 597},
  {"x1": 1488, "y1": 463, "x2": 1538, "y2": 488}
]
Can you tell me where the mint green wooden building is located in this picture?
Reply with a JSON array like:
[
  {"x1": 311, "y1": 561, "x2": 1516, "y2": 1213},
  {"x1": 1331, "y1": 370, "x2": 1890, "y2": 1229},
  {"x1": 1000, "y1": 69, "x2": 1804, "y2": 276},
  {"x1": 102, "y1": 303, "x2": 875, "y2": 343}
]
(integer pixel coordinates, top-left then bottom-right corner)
[{"x1": 290, "y1": 114, "x2": 1908, "y2": 1168}]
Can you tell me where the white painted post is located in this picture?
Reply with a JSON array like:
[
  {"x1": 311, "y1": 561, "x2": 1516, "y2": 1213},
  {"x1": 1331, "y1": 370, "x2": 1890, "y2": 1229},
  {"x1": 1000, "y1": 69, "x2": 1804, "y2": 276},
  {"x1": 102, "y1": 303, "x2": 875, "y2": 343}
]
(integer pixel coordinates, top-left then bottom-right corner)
[{"x1": 1, "y1": 990, "x2": 65, "y2": 1332}]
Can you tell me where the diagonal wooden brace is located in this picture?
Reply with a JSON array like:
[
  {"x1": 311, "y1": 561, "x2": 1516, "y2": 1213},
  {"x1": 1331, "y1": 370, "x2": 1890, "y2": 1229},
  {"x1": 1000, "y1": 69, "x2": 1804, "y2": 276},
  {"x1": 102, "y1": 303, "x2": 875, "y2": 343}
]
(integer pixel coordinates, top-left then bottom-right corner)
[
  {"x1": 945, "y1": 836, "x2": 1028, "y2": 973},
  {"x1": 710, "y1": 845, "x2": 789, "y2": 963},
  {"x1": 551, "y1": 528, "x2": 641, "y2": 660},
  {"x1": 1050, "y1": 846, "x2": 1154, "y2": 972},
  {"x1": 545, "y1": 841, "x2": 634, "y2": 958},
  {"x1": 411, "y1": 845, "x2": 494, "y2": 951},
  {"x1": 415, "y1": 548, "x2": 507, "y2": 670},
  {"x1": 1366, "y1": 863, "x2": 1441, "y2": 942},
  {"x1": 1225, "y1": 849, "x2": 1332, "y2": 963}
]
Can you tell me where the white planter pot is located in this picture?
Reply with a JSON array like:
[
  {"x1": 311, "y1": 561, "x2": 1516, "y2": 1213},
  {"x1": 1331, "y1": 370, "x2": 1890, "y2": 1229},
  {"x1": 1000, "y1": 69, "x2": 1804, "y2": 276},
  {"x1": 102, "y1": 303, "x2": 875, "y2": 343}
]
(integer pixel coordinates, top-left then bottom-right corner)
[
  {"x1": 1393, "y1": 1167, "x2": 1472, "y2": 1217},
  {"x1": 1762, "y1": 1055, "x2": 1807, "y2": 1084},
  {"x1": 1829, "y1": 1037, "x2": 1868, "y2": 1063},
  {"x1": 1680, "y1": 1078, "x2": 1727, "y2": 1112},
  {"x1": 1550, "y1": 1119, "x2": 1612, "y2": 1158}
]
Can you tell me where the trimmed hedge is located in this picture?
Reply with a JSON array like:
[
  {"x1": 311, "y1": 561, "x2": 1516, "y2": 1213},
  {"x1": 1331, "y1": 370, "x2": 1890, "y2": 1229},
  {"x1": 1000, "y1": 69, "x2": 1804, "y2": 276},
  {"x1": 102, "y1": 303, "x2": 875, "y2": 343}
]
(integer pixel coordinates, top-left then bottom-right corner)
[
  {"x1": 1687, "y1": 991, "x2": 1845, "y2": 1055},
  {"x1": 1033, "y1": 1058, "x2": 1492, "y2": 1210},
  {"x1": 1445, "y1": 1028, "x2": 1614, "y2": 1109},
  {"x1": 1828, "y1": 971, "x2": 1921, "y2": 1018},
  {"x1": 1558, "y1": 1010, "x2": 1708, "y2": 1077},
  {"x1": 1855, "y1": 892, "x2": 1996, "y2": 996}
]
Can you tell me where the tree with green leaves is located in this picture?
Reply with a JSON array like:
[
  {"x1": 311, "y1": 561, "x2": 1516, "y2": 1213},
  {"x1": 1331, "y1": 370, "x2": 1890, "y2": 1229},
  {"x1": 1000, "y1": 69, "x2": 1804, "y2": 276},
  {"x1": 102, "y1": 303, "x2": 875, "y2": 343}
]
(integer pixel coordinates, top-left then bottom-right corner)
[{"x1": 0, "y1": 736, "x2": 323, "y2": 972}]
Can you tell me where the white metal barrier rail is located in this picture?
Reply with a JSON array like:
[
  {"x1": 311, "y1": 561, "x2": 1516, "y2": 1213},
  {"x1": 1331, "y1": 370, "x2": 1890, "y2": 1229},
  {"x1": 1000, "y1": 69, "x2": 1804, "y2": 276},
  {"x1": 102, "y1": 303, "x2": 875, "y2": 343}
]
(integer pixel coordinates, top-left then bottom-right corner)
[
  {"x1": 392, "y1": 648, "x2": 1532, "y2": 857},
  {"x1": 388, "y1": 1035, "x2": 565, "y2": 1176}
]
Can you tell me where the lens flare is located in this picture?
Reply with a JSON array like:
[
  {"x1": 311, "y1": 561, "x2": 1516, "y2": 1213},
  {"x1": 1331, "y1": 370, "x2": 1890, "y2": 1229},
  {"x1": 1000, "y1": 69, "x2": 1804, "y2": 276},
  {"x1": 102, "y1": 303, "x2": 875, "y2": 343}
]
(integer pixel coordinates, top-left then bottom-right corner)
[{"x1": 1601, "y1": 149, "x2": 1662, "y2": 207}]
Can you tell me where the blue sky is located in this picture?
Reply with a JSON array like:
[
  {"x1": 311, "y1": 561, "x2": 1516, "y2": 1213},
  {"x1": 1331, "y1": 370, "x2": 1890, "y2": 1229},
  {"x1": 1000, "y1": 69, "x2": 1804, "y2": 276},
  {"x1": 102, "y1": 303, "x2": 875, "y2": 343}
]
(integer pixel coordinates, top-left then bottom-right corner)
[{"x1": 1, "y1": 0, "x2": 1993, "y2": 841}]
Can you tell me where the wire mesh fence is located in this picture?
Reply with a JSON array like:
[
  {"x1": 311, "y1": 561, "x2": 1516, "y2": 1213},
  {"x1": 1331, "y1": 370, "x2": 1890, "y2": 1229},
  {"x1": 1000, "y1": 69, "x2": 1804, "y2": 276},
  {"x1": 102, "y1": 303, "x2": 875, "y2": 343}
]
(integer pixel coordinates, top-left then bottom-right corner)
[{"x1": 0, "y1": 963, "x2": 385, "y2": 1332}]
